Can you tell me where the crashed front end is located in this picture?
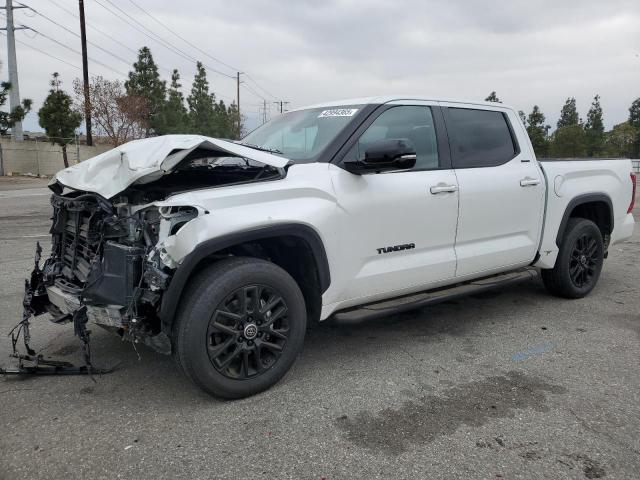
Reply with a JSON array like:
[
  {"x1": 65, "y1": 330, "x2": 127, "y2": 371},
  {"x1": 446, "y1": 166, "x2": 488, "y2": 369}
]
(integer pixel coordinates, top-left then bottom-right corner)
[
  {"x1": 3, "y1": 135, "x2": 288, "y2": 375},
  {"x1": 11, "y1": 182, "x2": 206, "y2": 373},
  {"x1": 38, "y1": 189, "x2": 189, "y2": 354}
]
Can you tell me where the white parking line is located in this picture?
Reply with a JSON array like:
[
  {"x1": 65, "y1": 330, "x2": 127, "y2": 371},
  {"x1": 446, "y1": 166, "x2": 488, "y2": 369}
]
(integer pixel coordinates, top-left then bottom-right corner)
[
  {"x1": 0, "y1": 234, "x2": 50, "y2": 240},
  {"x1": 0, "y1": 188, "x2": 50, "y2": 198}
]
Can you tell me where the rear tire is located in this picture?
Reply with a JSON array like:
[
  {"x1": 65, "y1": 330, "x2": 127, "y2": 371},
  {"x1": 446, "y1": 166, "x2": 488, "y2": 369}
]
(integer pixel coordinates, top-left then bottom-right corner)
[
  {"x1": 174, "y1": 257, "x2": 307, "y2": 399},
  {"x1": 541, "y1": 218, "x2": 604, "y2": 299}
]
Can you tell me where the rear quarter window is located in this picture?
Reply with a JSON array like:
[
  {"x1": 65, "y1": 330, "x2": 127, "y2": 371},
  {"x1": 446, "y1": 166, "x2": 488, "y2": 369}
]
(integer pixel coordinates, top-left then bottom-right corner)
[{"x1": 445, "y1": 108, "x2": 518, "y2": 168}]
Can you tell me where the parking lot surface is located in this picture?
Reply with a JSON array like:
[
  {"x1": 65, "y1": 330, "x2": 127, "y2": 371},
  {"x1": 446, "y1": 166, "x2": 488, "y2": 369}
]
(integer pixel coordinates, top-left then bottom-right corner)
[{"x1": 1, "y1": 177, "x2": 639, "y2": 479}]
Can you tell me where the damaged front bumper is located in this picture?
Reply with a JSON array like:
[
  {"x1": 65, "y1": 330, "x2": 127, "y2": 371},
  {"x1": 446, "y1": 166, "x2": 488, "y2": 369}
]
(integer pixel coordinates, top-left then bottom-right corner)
[
  {"x1": 1, "y1": 193, "x2": 193, "y2": 376},
  {"x1": 2, "y1": 243, "x2": 115, "y2": 376}
]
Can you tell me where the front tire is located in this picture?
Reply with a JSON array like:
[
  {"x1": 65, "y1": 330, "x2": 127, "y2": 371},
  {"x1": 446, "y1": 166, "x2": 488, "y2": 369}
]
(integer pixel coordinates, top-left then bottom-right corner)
[
  {"x1": 174, "y1": 257, "x2": 307, "y2": 399},
  {"x1": 541, "y1": 218, "x2": 604, "y2": 299}
]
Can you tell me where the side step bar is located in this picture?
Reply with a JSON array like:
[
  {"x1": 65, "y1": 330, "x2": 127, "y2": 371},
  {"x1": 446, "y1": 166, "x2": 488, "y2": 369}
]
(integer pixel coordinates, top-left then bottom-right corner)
[{"x1": 332, "y1": 267, "x2": 538, "y2": 323}]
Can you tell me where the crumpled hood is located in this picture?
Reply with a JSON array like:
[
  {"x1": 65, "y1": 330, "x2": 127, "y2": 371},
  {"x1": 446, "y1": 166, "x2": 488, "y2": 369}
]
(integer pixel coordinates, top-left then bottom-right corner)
[{"x1": 53, "y1": 134, "x2": 289, "y2": 199}]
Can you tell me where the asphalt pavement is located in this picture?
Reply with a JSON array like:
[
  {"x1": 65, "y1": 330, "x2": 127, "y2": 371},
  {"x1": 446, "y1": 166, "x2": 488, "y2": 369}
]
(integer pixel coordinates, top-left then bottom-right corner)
[{"x1": 1, "y1": 176, "x2": 639, "y2": 479}]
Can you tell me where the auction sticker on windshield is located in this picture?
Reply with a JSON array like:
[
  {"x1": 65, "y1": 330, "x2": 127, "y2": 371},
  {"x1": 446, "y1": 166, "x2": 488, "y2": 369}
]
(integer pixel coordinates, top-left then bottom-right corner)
[{"x1": 318, "y1": 108, "x2": 358, "y2": 118}]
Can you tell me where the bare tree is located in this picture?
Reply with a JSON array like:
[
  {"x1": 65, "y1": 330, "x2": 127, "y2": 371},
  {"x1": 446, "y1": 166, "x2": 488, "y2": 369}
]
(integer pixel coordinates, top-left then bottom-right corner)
[{"x1": 73, "y1": 76, "x2": 148, "y2": 146}]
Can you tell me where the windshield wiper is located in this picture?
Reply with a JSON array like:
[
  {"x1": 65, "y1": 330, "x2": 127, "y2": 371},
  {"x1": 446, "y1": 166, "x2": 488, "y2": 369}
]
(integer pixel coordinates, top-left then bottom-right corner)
[{"x1": 235, "y1": 142, "x2": 283, "y2": 155}]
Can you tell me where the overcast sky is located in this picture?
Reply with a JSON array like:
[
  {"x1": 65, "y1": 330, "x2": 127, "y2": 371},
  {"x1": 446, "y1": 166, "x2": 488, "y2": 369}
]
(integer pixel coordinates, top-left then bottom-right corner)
[{"x1": 4, "y1": 0, "x2": 640, "y2": 134}]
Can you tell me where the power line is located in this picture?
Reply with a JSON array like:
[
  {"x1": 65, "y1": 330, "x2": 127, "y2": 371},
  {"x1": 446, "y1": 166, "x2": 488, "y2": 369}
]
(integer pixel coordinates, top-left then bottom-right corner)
[
  {"x1": 126, "y1": 0, "x2": 238, "y2": 74},
  {"x1": 93, "y1": 0, "x2": 197, "y2": 64},
  {"x1": 17, "y1": 2, "x2": 133, "y2": 68},
  {"x1": 26, "y1": 26, "x2": 127, "y2": 76},
  {"x1": 46, "y1": 0, "x2": 139, "y2": 56},
  {"x1": 44, "y1": 0, "x2": 173, "y2": 76},
  {"x1": 243, "y1": 73, "x2": 277, "y2": 100},
  {"x1": 125, "y1": 0, "x2": 279, "y2": 101},
  {"x1": 41, "y1": 0, "x2": 278, "y2": 106},
  {"x1": 0, "y1": 30, "x2": 81, "y2": 70},
  {"x1": 241, "y1": 82, "x2": 268, "y2": 102},
  {"x1": 7, "y1": 1, "x2": 278, "y2": 116},
  {"x1": 123, "y1": 0, "x2": 252, "y2": 123},
  {"x1": 95, "y1": 0, "x2": 236, "y2": 80}
]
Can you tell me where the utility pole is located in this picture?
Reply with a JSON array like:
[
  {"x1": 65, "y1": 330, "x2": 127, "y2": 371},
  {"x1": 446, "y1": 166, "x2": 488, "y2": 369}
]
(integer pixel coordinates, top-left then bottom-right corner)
[
  {"x1": 2, "y1": 0, "x2": 28, "y2": 141},
  {"x1": 273, "y1": 101, "x2": 290, "y2": 114},
  {"x1": 236, "y1": 72, "x2": 242, "y2": 139},
  {"x1": 78, "y1": 0, "x2": 92, "y2": 146}
]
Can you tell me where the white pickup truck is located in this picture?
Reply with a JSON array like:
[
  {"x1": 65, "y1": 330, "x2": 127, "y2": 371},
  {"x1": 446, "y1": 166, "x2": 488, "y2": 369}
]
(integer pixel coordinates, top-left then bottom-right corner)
[{"x1": 12, "y1": 96, "x2": 636, "y2": 398}]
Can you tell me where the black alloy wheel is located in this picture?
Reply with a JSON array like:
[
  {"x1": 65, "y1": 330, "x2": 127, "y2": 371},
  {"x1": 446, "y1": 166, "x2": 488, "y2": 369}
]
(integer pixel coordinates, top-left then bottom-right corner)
[
  {"x1": 174, "y1": 257, "x2": 307, "y2": 399},
  {"x1": 207, "y1": 285, "x2": 290, "y2": 379},
  {"x1": 541, "y1": 217, "x2": 604, "y2": 299},
  {"x1": 568, "y1": 233, "x2": 599, "y2": 289}
]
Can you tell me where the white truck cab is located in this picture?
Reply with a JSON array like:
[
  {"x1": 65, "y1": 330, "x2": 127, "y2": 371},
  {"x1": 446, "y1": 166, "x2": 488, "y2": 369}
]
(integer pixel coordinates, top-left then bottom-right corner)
[{"x1": 14, "y1": 96, "x2": 636, "y2": 398}]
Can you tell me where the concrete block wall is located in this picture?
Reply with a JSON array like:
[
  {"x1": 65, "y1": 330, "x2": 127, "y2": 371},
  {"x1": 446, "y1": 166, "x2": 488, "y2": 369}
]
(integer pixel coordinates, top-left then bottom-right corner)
[{"x1": 0, "y1": 138, "x2": 111, "y2": 176}]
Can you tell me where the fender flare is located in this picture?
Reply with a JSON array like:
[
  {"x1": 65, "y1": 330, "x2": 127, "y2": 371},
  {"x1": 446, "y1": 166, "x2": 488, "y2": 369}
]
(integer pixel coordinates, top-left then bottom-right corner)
[
  {"x1": 159, "y1": 223, "x2": 331, "y2": 332},
  {"x1": 555, "y1": 193, "x2": 613, "y2": 246}
]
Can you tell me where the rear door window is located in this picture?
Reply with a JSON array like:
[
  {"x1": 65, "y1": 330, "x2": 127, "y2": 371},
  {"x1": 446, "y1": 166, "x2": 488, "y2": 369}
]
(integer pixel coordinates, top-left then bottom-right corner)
[{"x1": 445, "y1": 108, "x2": 518, "y2": 168}]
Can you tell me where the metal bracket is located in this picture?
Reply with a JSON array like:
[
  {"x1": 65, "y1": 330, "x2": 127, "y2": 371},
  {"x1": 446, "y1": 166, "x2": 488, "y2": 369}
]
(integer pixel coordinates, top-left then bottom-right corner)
[
  {"x1": 1, "y1": 244, "x2": 116, "y2": 378},
  {"x1": 0, "y1": 355, "x2": 115, "y2": 376}
]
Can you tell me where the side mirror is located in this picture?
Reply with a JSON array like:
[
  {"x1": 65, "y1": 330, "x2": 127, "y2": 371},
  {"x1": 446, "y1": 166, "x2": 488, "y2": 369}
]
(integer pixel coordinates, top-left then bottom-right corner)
[{"x1": 343, "y1": 138, "x2": 417, "y2": 174}]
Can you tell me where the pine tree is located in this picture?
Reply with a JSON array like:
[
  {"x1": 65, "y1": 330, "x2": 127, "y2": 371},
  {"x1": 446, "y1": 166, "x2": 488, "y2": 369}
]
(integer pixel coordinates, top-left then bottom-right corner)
[
  {"x1": 604, "y1": 122, "x2": 636, "y2": 158},
  {"x1": 125, "y1": 46, "x2": 166, "y2": 136},
  {"x1": 38, "y1": 73, "x2": 82, "y2": 168},
  {"x1": 187, "y1": 61, "x2": 216, "y2": 136},
  {"x1": 584, "y1": 94, "x2": 604, "y2": 157},
  {"x1": 155, "y1": 69, "x2": 189, "y2": 135},
  {"x1": 526, "y1": 106, "x2": 550, "y2": 157},
  {"x1": 630, "y1": 98, "x2": 640, "y2": 128},
  {"x1": 227, "y1": 101, "x2": 242, "y2": 139},
  {"x1": 484, "y1": 91, "x2": 501, "y2": 103},
  {"x1": 0, "y1": 81, "x2": 31, "y2": 135},
  {"x1": 629, "y1": 98, "x2": 640, "y2": 157},
  {"x1": 211, "y1": 99, "x2": 226, "y2": 137},
  {"x1": 557, "y1": 97, "x2": 580, "y2": 129},
  {"x1": 550, "y1": 124, "x2": 587, "y2": 157},
  {"x1": 518, "y1": 110, "x2": 527, "y2": 125}
]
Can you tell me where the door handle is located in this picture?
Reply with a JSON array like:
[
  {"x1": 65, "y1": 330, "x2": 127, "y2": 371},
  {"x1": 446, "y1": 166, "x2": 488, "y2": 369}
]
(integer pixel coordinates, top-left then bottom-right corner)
[
  {"x1": 430, "y1": 184, "x2": 458, "y2": 194},
  {"x1": 520, "y1": 177, "x2": 540, "y2": 187}
]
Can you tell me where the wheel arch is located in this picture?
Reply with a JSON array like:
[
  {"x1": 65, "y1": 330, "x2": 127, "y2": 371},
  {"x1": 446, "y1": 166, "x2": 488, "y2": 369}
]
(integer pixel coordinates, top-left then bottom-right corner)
[
  {"x1": 159, "y1": 223, "x2": 330, "y2": 334},
  {"x1": 556, "y1": 193, "x2": 613, "y2": 248}
]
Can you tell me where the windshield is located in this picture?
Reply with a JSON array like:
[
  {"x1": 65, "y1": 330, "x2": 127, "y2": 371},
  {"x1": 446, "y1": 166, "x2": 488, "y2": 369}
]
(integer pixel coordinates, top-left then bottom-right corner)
[{"x1": 241, "y1": 105, "x2": 364, "y2": 162}]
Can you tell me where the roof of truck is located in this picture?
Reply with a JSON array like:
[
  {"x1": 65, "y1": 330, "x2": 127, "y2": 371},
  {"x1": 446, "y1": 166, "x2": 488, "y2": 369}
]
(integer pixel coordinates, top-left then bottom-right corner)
[{"x1": 294, "y1": 96, "x2": 516, "y2": 112}]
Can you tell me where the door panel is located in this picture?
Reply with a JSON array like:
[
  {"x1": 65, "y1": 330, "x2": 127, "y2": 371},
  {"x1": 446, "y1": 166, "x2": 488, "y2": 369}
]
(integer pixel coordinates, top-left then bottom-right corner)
[
  {"x1": 328, "y1": 104, "x2": 459, "y2": 303},
  {"x1": 440, "y1": 104, "x2": 545, "y2": 277},
  {"x1": 453, "y1": 159, "x2": 545, "y2": 276},
  {"x1": 330, "y1": 167, "x2": 459, "y2": 301}
]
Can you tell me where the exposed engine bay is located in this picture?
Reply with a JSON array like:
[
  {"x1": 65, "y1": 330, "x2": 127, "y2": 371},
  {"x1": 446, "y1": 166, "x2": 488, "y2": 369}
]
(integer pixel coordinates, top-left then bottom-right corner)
[
  {"x1": 40, "y1": 189, "x2": 177, "y2": 354},
  {"x1": 4, "y1": 142, "x2": 286, "y2": 375}
]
